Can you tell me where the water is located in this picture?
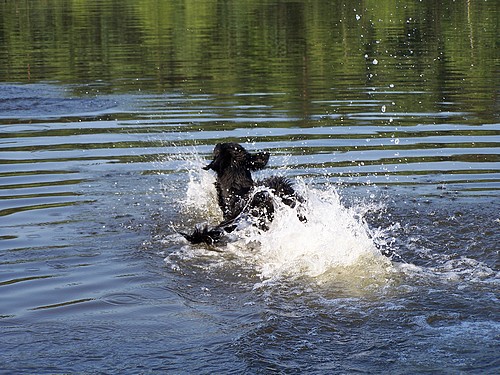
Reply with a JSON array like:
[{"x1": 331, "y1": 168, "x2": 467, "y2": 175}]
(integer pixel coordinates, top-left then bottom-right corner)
[{"x1": 1, "y1": 1, "x2": 499, "y2": 373}]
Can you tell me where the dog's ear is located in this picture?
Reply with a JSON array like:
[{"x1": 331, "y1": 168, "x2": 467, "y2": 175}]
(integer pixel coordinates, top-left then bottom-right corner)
[{"x1": 247, "y1": 152, "x2": 270, "y2": 170}]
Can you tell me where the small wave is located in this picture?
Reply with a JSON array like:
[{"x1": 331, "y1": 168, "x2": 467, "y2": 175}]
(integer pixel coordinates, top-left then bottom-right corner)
[{"x1": 397, "y1": 256, "x2": 499, "y2": 289}]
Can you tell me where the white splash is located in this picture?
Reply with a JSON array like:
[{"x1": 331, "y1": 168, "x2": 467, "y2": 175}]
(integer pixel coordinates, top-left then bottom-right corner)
[
  {"x1": 171, "y1": 160, "x2": 393, "y2": 282},
  {"x1": 182, "y1": 155, "x2": 220, "y2": 220},
  {"x1": 230, "y1": 182, "x2": 389, "y2": 280}
]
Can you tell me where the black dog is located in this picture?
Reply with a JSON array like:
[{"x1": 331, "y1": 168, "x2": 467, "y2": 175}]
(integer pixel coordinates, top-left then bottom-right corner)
[{"x1": 182, "y1": 143, "x2": 304, "y2": 245}]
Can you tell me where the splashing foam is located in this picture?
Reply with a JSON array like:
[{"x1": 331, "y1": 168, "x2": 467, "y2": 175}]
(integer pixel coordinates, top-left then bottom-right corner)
[
  {"x1": 182, "y1": 154, "x2": 220, "y2": 220},
  {"x1": 248, "y1": 186, "x2": 387, "y2": 279},
  {"x1": 173, "y1": 161, "x2": 393, "y2": 282},
  {"x1": 230, "y1": 182, "x2": 392, "y2": 281}
]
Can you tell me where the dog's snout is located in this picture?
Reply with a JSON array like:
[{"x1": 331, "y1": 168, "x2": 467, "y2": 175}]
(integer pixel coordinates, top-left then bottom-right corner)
[{"x1": 203, "y1": 144, "x2": 223, "y2": 171}]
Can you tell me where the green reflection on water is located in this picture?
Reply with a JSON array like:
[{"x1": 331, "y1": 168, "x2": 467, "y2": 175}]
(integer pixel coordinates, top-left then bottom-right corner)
[{"x1": 0, "y1": 0, "x2": 497, "y2": 115}]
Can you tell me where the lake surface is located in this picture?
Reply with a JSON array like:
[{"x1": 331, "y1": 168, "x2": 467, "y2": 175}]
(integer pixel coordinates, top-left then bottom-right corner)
[{"x1": 1, "y1": 0, "x2": 499, "y2": 373}]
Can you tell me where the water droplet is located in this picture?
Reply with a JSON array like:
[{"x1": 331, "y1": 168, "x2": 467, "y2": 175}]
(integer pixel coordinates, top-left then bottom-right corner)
[
  {"x1": 373, "y1": 59, "x2": 378, "y2": 65},
  {"x1": 381, "y1": 105, "x2": 386, "y2": 112}
]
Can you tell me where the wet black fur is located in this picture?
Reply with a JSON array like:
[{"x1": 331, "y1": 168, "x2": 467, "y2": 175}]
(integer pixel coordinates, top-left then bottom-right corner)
[{"x1": 181, "y1": 143, "x2": 304, "y2": 245}]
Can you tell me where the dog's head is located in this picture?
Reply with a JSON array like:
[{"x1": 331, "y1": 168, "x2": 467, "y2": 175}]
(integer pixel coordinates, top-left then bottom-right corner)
[{"x1": 203, "y1": 143, "x2": 270, "y2": 174}]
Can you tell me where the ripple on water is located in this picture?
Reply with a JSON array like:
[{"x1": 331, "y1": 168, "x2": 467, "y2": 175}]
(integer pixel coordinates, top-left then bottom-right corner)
[{"x1": 101, "y1": 292, "x2": 147, "y2": 306}]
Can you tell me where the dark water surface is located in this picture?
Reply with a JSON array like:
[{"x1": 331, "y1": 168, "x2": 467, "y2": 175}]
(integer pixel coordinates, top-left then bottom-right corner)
[{"x1": 1, "y1": 1, "x2": 499, "y2": 373}]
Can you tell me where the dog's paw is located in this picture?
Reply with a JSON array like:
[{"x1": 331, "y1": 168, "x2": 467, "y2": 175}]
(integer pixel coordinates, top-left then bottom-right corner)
[{"x1": 180, "y1": 225, "x2": 223, "y2": 246}]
